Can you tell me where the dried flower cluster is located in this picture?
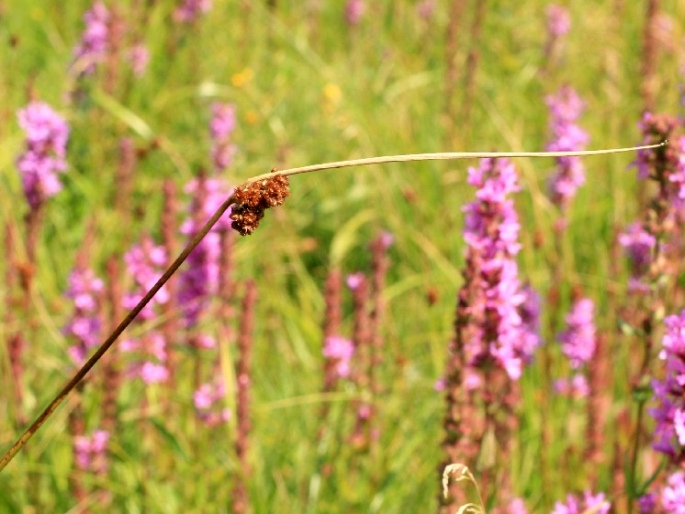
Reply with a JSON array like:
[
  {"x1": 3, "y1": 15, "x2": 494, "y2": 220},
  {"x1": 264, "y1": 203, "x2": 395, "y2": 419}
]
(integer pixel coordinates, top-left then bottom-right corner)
[{"x1": 229, "y1": 174, "x2": 290, "y2": 236}]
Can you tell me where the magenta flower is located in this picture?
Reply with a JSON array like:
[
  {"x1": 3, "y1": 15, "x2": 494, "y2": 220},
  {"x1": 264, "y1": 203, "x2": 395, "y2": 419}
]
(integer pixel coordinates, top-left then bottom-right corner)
[
  {"x1": 194, "y1": 377, "x2": 230, "y2": 426},
  {"x1": 666, "y1": 136, "x2": 685, "y2": 203},
  {"x1": 662, "y1": 472, "x2": 685, "y2": 513},
  {"x1": 209, "y1": 103, "x2": 237, "y2": 171},
  {"x1": 174, "y1": 0, "x2": 212, "y2": 23},
  {"x1": 462, "y1": 158, "x2": 540, "y2": 380},
  {"x1": 74, "y1": 429, "x2": 109, "y2": 473},
  {"x1": 638, "y1": 493, "x2": 657, "y2": 514},
  {"x1": 503, "y1": 498, "x2": 528, "y2": 514},
  {"x1": 16, "y1": 102, "x2": 70, "y2": 209},
  {"x1": 416, "y1": 0, "x2": 436, "y2": 21},
  {"x1": 323, "y1": 335, "x2": 355, "y2": 379},
  {"x1": 551, "y1": 491, "x2": 610, "y2": 514},
  {"x1": 345, "y1": 0, "x2": 365, "y2": 25},
  {"x1": 546, "y1": 86, "x2": 590, "y2": 207},
  {"x1": 650, "y1": 309, "x2": 685, "y2": 460},
  {"x1": 619, "y1": 223, "x2": 656, "y2": 277},
  {"x1": 554, "y1": 374, "x2": 589, "y2": 398},
  {"x1": 633, "y1": 113, "x2": 684, "y2": 184},
  {"x1": 63, "y1": 267, "x2": 104, "y2": 366},
  {"x1": 128, "y1": 43, "x2": 149, "y2": 77},
  {"x1": 121, "y1": 237, "x2": 169, "y2": 384},
  {"x1": 546, "y1": 5, "x2": 571, "y2": 38},
  {"x1": 346, "y1": 272, "x2": 365, "y2": 291},
  {"x1": 72, "y1": 1, "x2": 109, "y2": 75},
  {"x1": 558, "y1": 298, "x2": 596, "y2": 369},
  {"x1": 178, "y1": 177, "x2": 233, "y2": 328}
]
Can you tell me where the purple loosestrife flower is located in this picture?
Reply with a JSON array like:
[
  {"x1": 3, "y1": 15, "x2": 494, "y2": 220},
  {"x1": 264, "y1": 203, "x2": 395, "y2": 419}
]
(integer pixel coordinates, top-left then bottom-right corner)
[
  {"x1": 558, "y1": 298, "x2": 596, "y2": 369},
  {"x1": 666, "y1": 136, "x2": 685, "y2": 203},
  {"x1": 345, "y1": 0, "x2": 365, "y2": 25},
  {"x1": 194, "y1": 377, "x2": 230, "y2": 427},
  {"x1": 650, "y1": 309, "x2": 685, "y2": 460},
  {"x1": 323, "y1": 335, "x2": 355, "y2": 379},
  {"x1": 209, "y1": 103, "x2": 237, "y2": 171},
  {"x1": 638, "y1": 493, "x2": 657, "y2": 514},
  {"x1": 174, "y1": 0, "x2": 212, "y2": 23},
  {"x1": 16, "y1": 102, "x2": 70, "y2": 209},
  {"x1": 554, "y1": 373, "x2": 589, "y2": 398},
  {"x1": 619, "y1": 223, "x2": 656, "y2": 275},
  {"x1": 72, "y1": 1, "x2": 109, "y2": 76},
  {"x1": 346, "y1": 272, "x2": 365, "y2": 291},
  {"x1": 551, "y1": 491, "x2": 610, "y2": 514},
  {"x1": 546, "y1": 86, "x2": 590, "y2": 208},
  {"x1": 121, "y1": 237, "x2": 169, "y2": 384},
  {"x1": 74, "y1": 429, "x2": 109, "y2": 474},
  {"x1": 462, "y1": 158, "x2": 539, "y2": 380},
  {"x1": 128, "y1": 43, "x2": 149, "y2": 77},
  {"x1": 63, "y1": 268, "x2": 104, "y2": 366},
  {"x1": 634, "y1": 113, "x2": 684, "y2": 185},
  {"x1": 662, "y1": 471, "x2": 685, "y2": 513},
  {"x1": 416, "y1": 0, "x2": 436, "y2": 21},
  {"x1": 178, "y1": 177, "x2": 232, "y2": 329},
  {"x1": 546, "y1": 5, "x2": 571, "y2": 38}
]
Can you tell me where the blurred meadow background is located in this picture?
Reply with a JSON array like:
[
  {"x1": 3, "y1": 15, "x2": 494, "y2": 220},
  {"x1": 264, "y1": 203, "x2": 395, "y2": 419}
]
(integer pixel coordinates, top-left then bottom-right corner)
[{"x1": 1, "y1": 0, "x2": 685, "y2": 512}]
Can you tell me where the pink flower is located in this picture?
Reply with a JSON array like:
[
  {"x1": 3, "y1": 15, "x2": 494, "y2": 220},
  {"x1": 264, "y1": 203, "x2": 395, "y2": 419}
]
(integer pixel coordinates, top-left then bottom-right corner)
[
  {"x1": 72, "y1": 2, "x2": 109, "y2": 75},
  {"x1": 194, "y1": 377, "x2": 230, "y2": 426},
  {"x1": 323, "y1": 335, "x2": 355, "y2": 379},
  {"x1": 546, "y1": 5, "x2": 571, "y2": 38},
  {"x1": 174, "y1": 0, "x2": 212, "y2": 23},
  {"x1": 16, "y1": 102, "x2": 70, "y2": 209},
  {"x1": 558, "y1": 298, "x2": 596, "y2": 368},
  {"x1": 345, "y1": 0, "x2": 365, "y2": 25}
]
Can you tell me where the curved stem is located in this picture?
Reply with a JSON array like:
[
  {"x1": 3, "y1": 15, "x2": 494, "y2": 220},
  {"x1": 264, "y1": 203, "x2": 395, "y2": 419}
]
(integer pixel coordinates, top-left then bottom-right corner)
[
  {"x1": 0, "y1": 140, "x2": 665, "y2": 472},
  {"x1": 246, "y1": 142, "x2": 665, "y2": 184}
]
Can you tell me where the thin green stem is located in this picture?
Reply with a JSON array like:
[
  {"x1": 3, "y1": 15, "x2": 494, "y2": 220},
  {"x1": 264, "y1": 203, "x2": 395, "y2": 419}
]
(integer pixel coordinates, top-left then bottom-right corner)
[{"x1": 0, "y1": 140, "x2": 666, "y2": 472}]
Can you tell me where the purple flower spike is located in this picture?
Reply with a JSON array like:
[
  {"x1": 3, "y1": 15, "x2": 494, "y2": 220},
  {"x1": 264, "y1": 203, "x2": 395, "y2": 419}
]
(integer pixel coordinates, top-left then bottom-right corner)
[
  {"x1": 638, "y1": 493, "x2": 657, "y2": 514},
  {"x1": 129, "y1": 44, "x2": 149, "y2": 77},
  {"x1": 558, "y1": 298, "x2": 596, "y2": 369},
  {"x1": 546, "y1": 5, "x2": 571, "y2": 38},
  {"x1": 323, "y1": 335, "x2": 355, "y2": 379},
  {"x1": 552, "y1": 491, "x2": 610, "y2": 514},
  {"x1": 462, "y1": 158, "x2": 540, "y2": 380},
  {"x1": 122, "y1": 237, "x2": 169, "y2": 384},
  {"x1": 662, "y1": 472, "x2": 685, "y2": 513},
  {"x1": 345, "y1": 0, "x2": 365, "y2": 25},
  {"x1": 194, "y1": 377, "x2": 230, "y2": 426},
  {"x1": 416, "y1": 0, "x2": 436, "y2": 21},
  {"x1": 16, "y1": 102, "x2": 70, "y2": 209},
  {"x1": 346, "y1": 272, "x2": 365, "y2": 291},
  {"x1": 64, "y1": 267, "x2": 104, "y2": 366},
  {"x1": 650, "y1": 310, "x2": 685, "y2": 461},
  {"x1": 74, "y1": 429, "x2": 109, "y2": 474},
  {"x1": 178, "y1": 177, "x2": 233, "y2": 328},
  {"x1": 545, "y1": 86, "x2": 590, "y2": 207},
  {"x1": 174, "y1": 0, "x2": 212, "y2": 23},
  {"x1": 73, "y1": 1, "x2": 110, "y2": 76},
  {"x1": 210, "y1": 103, "x2": 237, "y2": 171},
  {"x1": 619, "y1": 223, "x2": 656, "y2": 274}
]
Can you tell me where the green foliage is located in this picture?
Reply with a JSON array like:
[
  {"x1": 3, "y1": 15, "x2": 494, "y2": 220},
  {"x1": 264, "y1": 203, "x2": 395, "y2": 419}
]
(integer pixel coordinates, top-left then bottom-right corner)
[{"x1": 0, "y1": 0, "x2": 683, "y2": 512}]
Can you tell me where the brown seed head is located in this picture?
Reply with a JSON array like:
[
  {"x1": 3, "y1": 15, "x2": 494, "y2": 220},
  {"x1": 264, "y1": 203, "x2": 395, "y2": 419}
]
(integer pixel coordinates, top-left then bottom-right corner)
[{"x1": 230, "y1": 174, "x2": 290, "y2": 236}]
